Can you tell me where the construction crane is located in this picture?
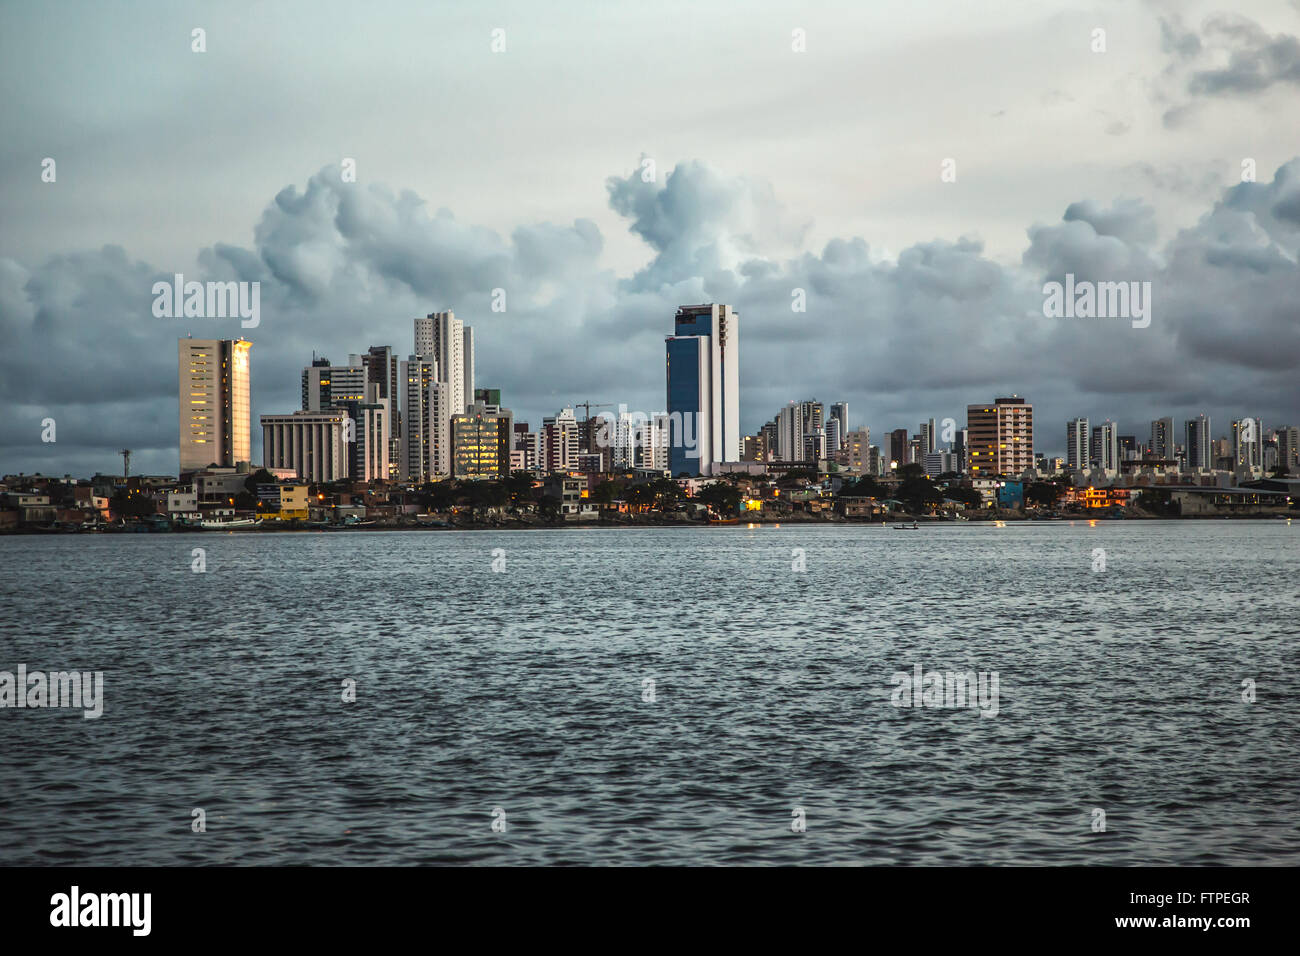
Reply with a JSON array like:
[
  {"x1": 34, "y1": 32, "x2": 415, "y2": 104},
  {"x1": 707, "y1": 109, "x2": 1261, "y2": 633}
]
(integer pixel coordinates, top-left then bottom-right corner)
[
  {"x1": 120, "y1": 449, "x2": 132, "y2": 478},
  {"x1": 573, "y1": 401, "x2": 614, "y2": 421}
]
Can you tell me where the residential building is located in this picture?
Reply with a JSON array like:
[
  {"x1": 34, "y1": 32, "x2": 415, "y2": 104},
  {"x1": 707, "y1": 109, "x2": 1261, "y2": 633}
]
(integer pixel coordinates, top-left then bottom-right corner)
[
  {"x1": 178, "y1": 337, "x2": 252, "y2": 474},
  {"x1": 1066, "y1": 418, "x2": 1089, "y2": 471},
  {"x1": 967, "y1": 396, "x2": 1033, "y2": 477},
  {"x1": 1185, "y1": 415, "x2": 1212, "y2": 471}
]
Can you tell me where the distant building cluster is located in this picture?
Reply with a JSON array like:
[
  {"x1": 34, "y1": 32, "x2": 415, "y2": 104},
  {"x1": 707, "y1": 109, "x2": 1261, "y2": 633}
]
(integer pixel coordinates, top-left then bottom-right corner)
[{"x1": 3, "y1": 302, "x2": 1296, "y2": 529}]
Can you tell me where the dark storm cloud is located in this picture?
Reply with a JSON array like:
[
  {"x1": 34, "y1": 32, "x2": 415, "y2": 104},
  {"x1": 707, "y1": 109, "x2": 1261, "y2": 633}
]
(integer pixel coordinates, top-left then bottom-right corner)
[
  {"x1": 2, "y1": 157, "x2": 1299, "y2": 476},
  {"x1": 1158, "y1": 13, "x2": 1300, "y2": 125}
]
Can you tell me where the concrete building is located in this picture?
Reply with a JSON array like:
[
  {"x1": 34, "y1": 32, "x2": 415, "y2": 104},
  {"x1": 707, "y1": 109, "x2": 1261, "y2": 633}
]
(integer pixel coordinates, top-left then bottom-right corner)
[
  {"x1": 1150, "y1": 417, "x2": 1175, "y2": 459},
  {"x1": 1185, "y1": 415, "x2": 1212, "y2": 471},
  {"x1": 413, "y1": 311, "x2": 472, "y2": 415},
  {"x1": 845, "y1": 427, "x2": 871, "y2": 472},
  {"x1": 830, "y1": 403, "x2": 848, "y2": 450},
  {"x1": 451, "y1": 402, "x2": 513, "y2": 478},
  {"x1": 665, "y1": 303, "x2": 740, "y2": 476},
  {"x1": 967, "y1": 397, "x2": 1033, "y2": 477},
  {"x1": 302, "y1": 358, "x2": 368, "y2": 412},
  {"x1": 775, "y1": 401, "x2": 823, "y2": 462},
  {"x1": 542, "y1": 407, "x2": 579, "y2": 473},
  {"x1": 1277, "y1": 425, "x2": 1299, "y2": 473},
  {"x1": 339, "y1": 399, "x2": 390, "y2": 483},
  {"x1": 261, "y1": 411, "x2": 348, "y2": 483},
  {"x1": 1233, "y1": 417, "x2": 1263, "y2": 470},
  {"x1": 1091, "y1": 420, "x2": 1120, "y2": 471},
  {"x1": 178, "y1": 338, "x2": 252, "y2": 474},
  {"x1": 889, "y1": 428, "x2": 909, "y2": 471},
  {"x1": 1066, "y1": 418, "x2": 1089, "y2": 471}
]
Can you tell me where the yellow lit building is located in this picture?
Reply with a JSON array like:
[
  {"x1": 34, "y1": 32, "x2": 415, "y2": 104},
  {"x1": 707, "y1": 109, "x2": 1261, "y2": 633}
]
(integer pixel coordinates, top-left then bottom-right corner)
[{"x1": 451, "y1": 402, "x2": 514, "y2": 479}]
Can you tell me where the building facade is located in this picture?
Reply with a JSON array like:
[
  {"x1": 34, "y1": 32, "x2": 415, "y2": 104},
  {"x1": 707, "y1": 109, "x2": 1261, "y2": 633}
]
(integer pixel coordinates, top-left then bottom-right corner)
[
  {"x1": 179, "y1": 338, "x2": 252, "y2": 474},
  {"x1": 665, "y1": 303, "x2": 740, "y2": 476},
  {"x1": 967, "y1": 397, "x2": 1033, "y2": 477}
]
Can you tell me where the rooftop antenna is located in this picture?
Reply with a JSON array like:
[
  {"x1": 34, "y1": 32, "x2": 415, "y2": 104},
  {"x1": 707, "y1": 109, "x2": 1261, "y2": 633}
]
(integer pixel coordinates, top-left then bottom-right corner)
[{"x1": 121, "y1": 449, "x2": 131, "y2": 478}]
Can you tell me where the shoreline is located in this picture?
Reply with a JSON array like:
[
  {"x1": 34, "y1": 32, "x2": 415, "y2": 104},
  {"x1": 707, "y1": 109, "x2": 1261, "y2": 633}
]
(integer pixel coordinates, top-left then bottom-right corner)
[{"x1": 2, "y1": 512, "x2": 1292, "y2": 535}]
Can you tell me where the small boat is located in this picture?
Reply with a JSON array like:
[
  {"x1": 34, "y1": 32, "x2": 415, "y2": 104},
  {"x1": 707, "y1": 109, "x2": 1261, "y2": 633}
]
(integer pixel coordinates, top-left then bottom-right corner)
[
  {"x1": 892, "y1": 522, "x2": 920, "y2": 530},
  {"x1": 199, "y1": 517, "x2": 263, "y2": 530}
]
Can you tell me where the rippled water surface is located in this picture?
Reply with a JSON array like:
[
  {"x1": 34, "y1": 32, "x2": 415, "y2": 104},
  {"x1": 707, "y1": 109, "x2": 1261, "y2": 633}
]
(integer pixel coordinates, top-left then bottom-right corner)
[{"x1": 2, "y1": 520, "x2": 1297, "y2": 865}]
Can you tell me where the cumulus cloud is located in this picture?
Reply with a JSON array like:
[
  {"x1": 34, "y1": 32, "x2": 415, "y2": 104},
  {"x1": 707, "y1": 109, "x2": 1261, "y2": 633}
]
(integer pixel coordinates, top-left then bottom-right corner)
[{"x1": 2, "y1": 156, "x2": 1299, "y2": 476}]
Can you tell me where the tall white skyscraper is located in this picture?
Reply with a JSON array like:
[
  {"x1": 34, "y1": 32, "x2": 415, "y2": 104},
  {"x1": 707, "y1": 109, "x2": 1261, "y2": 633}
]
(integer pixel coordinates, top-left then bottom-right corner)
[
  {"x1": 413, "y1": 311, "x2": 470, "y2": 418},
  {"x1": 178, "y1": 338, "x2": 251, "y2": 473},
  {"x1": 665, "y1": 304, "x2": 740, "y2": 475},
  {"x1": 1091, "y1": 420, "x2": 1119, "y2": 470},
  {"x1": 399, "y1": 356, "x2": 437, "y2": 481}
]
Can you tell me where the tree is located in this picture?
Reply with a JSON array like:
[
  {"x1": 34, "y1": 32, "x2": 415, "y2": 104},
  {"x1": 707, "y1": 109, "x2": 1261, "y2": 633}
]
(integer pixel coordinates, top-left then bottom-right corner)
[
  {"x1": 423, "y1": 479, "x2": 459, "y2": 511},
  {"x1": 697, "y1": 482, "x2": 742, "y2": 514},
  {"x1": 1025, "y1": 481, "x2": 1065, "y2": 508},
  {"x1": 109, "y1": 488, "x2": 155, "y2": 519},
  {"x1": 839, "y1": 476, "x2": 884, "y2": 498},
  {"x1": 244, "y1": 468, "x2": 276, "y2": 493},
  {"x1": 943, "y1": 486, "x2": 983, "y2": 510},
  {"x1": 592, "y1": 480, "x2": 622, "y2": 505},
  {"x1": 506, "y1": 471, "x2": 537, "y2": 505}
]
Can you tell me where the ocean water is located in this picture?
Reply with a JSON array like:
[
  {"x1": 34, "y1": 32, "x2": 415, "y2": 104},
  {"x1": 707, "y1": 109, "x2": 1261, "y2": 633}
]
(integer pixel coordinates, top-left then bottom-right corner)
[{"x1": 1, "y1": 519, "x2": 1297, "y2": 866}]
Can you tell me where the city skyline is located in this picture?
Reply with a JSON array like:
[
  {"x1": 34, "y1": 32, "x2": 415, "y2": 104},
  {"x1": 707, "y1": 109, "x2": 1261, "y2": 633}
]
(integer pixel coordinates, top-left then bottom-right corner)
[{"x1": 4, "y1": 3, "x2": 1300, "y2": 478}]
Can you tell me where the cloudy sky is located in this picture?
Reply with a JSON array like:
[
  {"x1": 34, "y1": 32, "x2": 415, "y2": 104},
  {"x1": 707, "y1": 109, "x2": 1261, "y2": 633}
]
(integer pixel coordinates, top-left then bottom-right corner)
[{"x1": 2, "y1": 0, "x2": 1299, "y2": 476}]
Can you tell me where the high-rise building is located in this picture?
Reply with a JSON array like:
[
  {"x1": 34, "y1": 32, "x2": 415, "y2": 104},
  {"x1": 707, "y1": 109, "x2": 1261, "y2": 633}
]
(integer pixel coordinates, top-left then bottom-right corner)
[
  {"x1": 356, "y1": 346, "x2": 400, "y2": 475},
  {"x1": 451, "y1": 401, "x2": 513, "y2": 479},
  {"x1": 1090, "y1": 421, "x2": 1119, "y2": 470},
  {"x1": 302, "y1": 358, "x2": 368, "y2": 412},
  {"x1": 541, "y1": 407, "x2": 579, "y2": 472},
  {"x1": 1276, "y1": 425, "x2": 1299, "y2": 472},
  {"x1": 399, "y1": 356, "x2": 439, "y2": 481},
  {"x1": 1233, "y1": 418, "x2": 1263, "y2": 469},
  {"x1": 966, "y1": 397, "x2": 1033, "y2": 477},
  {"x1": 665, "y1": 303, "x2": 740, "y2": 476},
  {"x1": 830, "y1": 403, "x2": 848, "y2": 450},
  {"x1": 920, "y1": 418, "x2": 936, "y2": 456},
  {"x1": 338, "y1": 399, "x2": 390, "y2": 483},
  {"x1": 261, "y1": 410, "x2": 348, "y2": 483},
  {"x1": 414, "y1": 309, "x2": 472, "y2": 415},
  {"x1": 889, "y1": 428, "x2": 909, "y2": 470},
  {"x1": 923, "y1": 450, "x2": 955, "y2": 477},
  {"x1": 1150, "y1": 417, "x2": 1175, "y2": 459},
  {"x1": 178, "y1": 338, "x2": 252, "y2": 474},
  {"x1": 1185, "y1": 415, "x2": 1212, "y2": 470},
  {"x1": 773, "y1": 401, "x2": 822, "y2": 461},
  {"x1": 462, "y1": 326, "x2": 476, "y2": 411},
  {"x1": 1066, "y1": 418, "x2": 1089, "y2": 471},
  {"x1": 845, "y1": 427, "x2": 871, "y2": 472},
  {"x1": 825, "y1": 417, "x2": 842, "y2": 457}
]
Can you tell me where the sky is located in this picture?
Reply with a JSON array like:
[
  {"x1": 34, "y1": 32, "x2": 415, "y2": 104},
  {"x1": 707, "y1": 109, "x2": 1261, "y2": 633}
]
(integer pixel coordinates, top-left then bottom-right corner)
[{"x1": 2, "y1": 0, "x2": 1299, "y2": 476}]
